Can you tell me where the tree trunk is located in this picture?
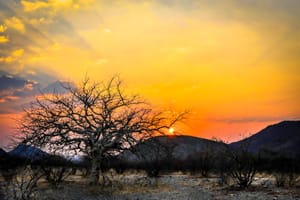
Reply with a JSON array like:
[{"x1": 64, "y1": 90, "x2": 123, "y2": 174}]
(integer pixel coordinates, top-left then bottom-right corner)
[{"x1": 89, "y1": 156, "x2": 101, "y2": 185}]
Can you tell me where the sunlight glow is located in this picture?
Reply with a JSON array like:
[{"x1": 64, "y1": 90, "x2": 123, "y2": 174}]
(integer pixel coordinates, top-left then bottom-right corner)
[{"x1": 168, "y1": 127, "x2": 175, "y2": 135}]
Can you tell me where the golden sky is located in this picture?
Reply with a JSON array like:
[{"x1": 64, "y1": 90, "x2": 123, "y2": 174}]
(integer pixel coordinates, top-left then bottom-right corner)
[{"x1": 0, "y1": 0, "x2": 299, "y2": 146}]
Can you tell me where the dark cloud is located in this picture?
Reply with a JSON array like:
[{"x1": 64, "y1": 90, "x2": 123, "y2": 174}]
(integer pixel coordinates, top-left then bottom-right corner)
[
  {"x1": 0, "y1": 73, "x2": 35, "y2": 113},
  {"x1": 0, "y1": 70, "x2": 9, "y2": 76},
  {"x1": 0, "y1": 74, "x2": 32, "y2": 91},
  {"x1": 0, "y1": 70, "x2": 73, "y2": 114},
  {"x1": 17, "y1": 68, "x2": 61, "y2": 85}
]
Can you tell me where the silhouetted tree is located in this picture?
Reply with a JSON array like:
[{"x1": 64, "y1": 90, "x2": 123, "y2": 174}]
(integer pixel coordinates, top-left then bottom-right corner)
[
  {"x1": 20, "y1": 76, "x2": 185, "y2": 185},
  {"x1": 226, "y1": 145, "x2": 258, "y2": 188},
  {"x1": 42, "y1": 166, "x2": 72, "y2": 188},
  {"x1": 2, "y1": 165, "x2": 43, "y2": 200}
]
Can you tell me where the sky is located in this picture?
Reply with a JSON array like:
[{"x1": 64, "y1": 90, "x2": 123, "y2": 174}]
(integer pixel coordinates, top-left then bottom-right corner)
[{"x1": 0, "y1": 0, "x2": 299, "y2": 147}]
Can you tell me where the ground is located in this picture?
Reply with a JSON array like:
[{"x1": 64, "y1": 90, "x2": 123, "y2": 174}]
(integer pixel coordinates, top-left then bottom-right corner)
[{"x1": 1, "y1": 171, "x2": 300, "y2": 200}]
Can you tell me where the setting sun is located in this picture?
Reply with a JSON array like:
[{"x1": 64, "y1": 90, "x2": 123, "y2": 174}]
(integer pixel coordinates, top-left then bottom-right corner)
[{"x1": 168, "y1": 127, "x2": 175, "y2": 135}]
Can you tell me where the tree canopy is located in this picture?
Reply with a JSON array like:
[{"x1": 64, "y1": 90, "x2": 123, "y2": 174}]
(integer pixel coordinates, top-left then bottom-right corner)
[{"x1": 20, "y1": 77, "x2": 185, "y2": 184}]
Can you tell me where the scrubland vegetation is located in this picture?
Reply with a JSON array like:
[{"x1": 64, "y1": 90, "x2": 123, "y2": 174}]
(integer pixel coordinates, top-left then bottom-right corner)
[
  {"x1": 0, "y1": 77, "x2": 299, "y2": 199},
  {"x1": 0, "y1": 143, "x2": 300, "y2": 200}
]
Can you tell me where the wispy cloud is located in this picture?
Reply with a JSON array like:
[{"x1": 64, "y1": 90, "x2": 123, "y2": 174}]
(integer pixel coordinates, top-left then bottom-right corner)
[{"x1": 0, "y1": 0, "x2": 92, "y2": 76}]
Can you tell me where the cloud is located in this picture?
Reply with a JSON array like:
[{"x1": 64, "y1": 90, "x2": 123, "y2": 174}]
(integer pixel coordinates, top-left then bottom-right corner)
[
  {"x1": 0, "y1": 35, "x2": 9, "y2": 43},
  {"x1": 0, "y1": 25, "x2": 7, "y2": 32},
  {"x1": 20, "y1": 0, "x2": 85, "y2": 12},
  {"x1": 0, "y1": 75, "x2": 37, "y2": 113},
  {"x1": 0, "y1": 74, "x2": 34, "y2": 93},
  {"x1": 21, "y1": 0, "x2": 49, "y2": 12},
  {"x1": 0, "y1": 48, "x2": 25, "y2": 64},
  {"x1": 4, "y1": 17, "x2": 26, "y2": 33},
  {"x1": 0, "y1": 72, "x2": 72, "y2": 114},
  {"x1": 0, "y1": 0, "x2": 91, "y2": 50},
  {"x1": 12, "y1": 48, "x2": 24, "y2": 57}
]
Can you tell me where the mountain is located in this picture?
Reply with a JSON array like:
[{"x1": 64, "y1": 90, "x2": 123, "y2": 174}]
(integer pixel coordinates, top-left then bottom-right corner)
[
  {"x1": 42, "y1": 81, "x2": 72, "y2": 94},
  {"x1": 230, "y1": 120, "x2": 300, "y2": 155},
  {"x1": 0, "y1": 148, "x2": 7, "y2": 157},
  {"x1": 120, "y1": 135, "x2": 226, "y2": 162},
  {"x1": 9, "y1": 144, "x2": 49, "y2": 161}
]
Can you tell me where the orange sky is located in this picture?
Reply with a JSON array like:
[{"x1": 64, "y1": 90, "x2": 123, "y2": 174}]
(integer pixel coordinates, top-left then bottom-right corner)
[{"x1": 0, "y1": 0, "x2": 300, "y2": 147}]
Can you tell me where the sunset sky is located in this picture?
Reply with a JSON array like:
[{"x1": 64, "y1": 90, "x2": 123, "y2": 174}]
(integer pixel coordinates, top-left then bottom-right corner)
[{"x1": 0, "y1": 0, "x2": 299, "y2": 147}]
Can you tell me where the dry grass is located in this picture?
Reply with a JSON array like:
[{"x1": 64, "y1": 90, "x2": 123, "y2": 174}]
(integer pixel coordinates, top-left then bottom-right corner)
[{"x1": 1, "y1": 171, "x2": 300, "y2": 200}]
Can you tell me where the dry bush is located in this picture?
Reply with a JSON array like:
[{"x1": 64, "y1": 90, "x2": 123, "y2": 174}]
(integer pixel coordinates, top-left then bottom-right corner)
[
  {"x1": 274, "y1": 172, "x2": 287, "y2": 187},
  {"x1": 223, "y1": 145, "x2": 258, "y2": 188},
  {"x1": 0, "y1": 168, "x2": 17, "y2": 184},
  {"x1": 274, "y1": 172, "x2": 300, "y2": 187},
  {"x1": 0, "y1": 185, "x2": 4, "y2": 200},
  {"x1": 268, "y1": 155, "x2": 300, "y2": 188},
  {"x1": 184, "y1": 151, "x2": 216, "y2": 178},
  {"x1": 287, "y1": 173, "x2": 300, "y2": 187},
  {"x1": 42, "y1": 166, "x2": 72, "y2": 188},
  {"x1": 2, "y1": 165, "x2": 44, "y2": 200}
]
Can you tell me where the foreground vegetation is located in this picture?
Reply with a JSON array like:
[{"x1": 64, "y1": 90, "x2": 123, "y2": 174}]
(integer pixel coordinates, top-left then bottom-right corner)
[{"x1": 0, "y1": 145, "x2": 299, "y2": 200}]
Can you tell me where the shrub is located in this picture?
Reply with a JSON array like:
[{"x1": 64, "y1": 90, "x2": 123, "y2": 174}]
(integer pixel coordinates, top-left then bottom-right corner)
[
  {"x1": 42, "y1": 166, "x2": 72, "y2": 188},
  {"x1": 2, "y1": 165, "x2": 43, "y2": 200}
]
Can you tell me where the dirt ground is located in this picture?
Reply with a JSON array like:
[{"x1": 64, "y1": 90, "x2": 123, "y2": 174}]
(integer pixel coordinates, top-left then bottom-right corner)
[{"x1": 2, "y1": 171, "x2": 300, "y2": 200}]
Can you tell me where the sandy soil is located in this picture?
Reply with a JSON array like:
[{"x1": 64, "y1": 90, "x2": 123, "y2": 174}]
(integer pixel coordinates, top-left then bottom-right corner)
[{"x1": 2, "y1": 172, "x2": 300, "y2": 200}]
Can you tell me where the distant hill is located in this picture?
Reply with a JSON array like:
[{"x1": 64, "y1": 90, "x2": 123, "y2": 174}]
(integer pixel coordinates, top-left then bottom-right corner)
[
  {"x1": 42, "y1": 81, "x2": 72, "y2": 94},
  {"x1": 120, "y1": 135, "x2": 226, "y2": 162},
  {"x1": 9, "y1": 144, "x2": 50, "y2": 161},
  {"x1": 230, "y1": 121, "x2": 300, "y2": 155},
  {"x1": 0, "y1": 148, "x2": 7, "y2": 157}
]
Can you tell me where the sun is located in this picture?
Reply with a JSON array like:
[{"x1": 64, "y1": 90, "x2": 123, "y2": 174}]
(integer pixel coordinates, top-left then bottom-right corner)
[{"x1": 168, "y1": 127, "x2": 175, "y2": 135}]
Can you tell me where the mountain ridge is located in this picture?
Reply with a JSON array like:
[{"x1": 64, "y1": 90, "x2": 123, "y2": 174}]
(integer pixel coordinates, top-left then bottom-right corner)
[
  {"x1": 9, "y1": 144, "x2": 50, "y2": 161},
  {"x1": 229, "y1": 120, "x2": 300, "y2": 154},
  {"x1": 120, "y1": 135, "x2": 226, "y2": 162},
  {"x1": 3, "y1": 120, "x2": 299, "y2": 164}
]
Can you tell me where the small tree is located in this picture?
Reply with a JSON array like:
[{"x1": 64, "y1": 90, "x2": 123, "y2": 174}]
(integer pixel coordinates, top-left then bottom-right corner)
[
  {"x1": 20, "y1": 77, "x2": 185, "y2": 185},
  {"x1": 226, "y1": 146, "x2": 258, "y2": 188},
  {"x1": 42, "y1": 166, "x2": 72, "y2": 188},
  {"x1": 2, "y1": 165, "x2": 43, "y2": 200}
]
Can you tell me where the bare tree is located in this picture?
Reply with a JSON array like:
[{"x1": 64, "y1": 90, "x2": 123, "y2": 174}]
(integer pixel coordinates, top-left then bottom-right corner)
[
  {"x1": 2, "y1": 165, "x2": 44, "y2": 200},
  {"x1": 42, "y1": 166, "x2": 72, "y2": 188},
  {"x1": 226, "y1": 146, "x2": 258, "y2": 188},
  {"x1": 19, "y1": 77, "x2": 185, "y2": 185}
]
